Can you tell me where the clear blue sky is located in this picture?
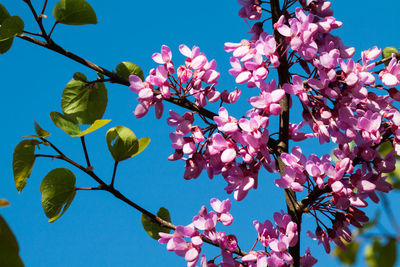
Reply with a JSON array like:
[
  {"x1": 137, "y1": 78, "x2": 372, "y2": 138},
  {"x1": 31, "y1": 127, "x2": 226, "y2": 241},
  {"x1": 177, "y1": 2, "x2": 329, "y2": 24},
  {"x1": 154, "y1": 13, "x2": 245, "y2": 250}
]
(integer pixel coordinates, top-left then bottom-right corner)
[{"x1": 1, "y1": 0, "x2": 400, "y2": 266}]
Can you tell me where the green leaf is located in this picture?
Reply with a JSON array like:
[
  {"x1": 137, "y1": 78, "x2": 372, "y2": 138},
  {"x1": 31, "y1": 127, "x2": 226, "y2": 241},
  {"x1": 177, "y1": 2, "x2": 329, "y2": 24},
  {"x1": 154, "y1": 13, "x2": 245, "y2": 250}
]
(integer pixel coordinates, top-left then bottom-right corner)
[
  {"x1": 141, "y1": 207, "x2": 171, "y2": 240},
  {"x1": 0, "y1": 37, "x2": 13, "y2": 54},
  {"x1": 365, "y1": 238, "x2": 397, "y2": 267},
  {"x1": 34, "y1": 121, "x2": 51, "y2": 138},
  {"x1": 333, "y1": 240, "x2": 360, "y2": 266},
  {"x1": 40, "y1": 168, "x2": 76, "y2": 223},
  {"x1": 106, "y1": 126, "x2": 139, "y2": 162},
  {"x1": 116, "y1": 62, "x2": 144, "y2": 81},
  {"x1": 72, "y1": 72, "x2": 88, "y2": 82},
  {"x1": 77, "y1": 119, "x2": 111, "y2": 137},
  {"x1": 0, "y1": 199, "x2": 10, "y2": 208},
  {"x1": 0, "y1": 4, "x2": 13, "y2": 54},
  {"x1": 61, "y1": 76, "x2": 108, "y2": 125},
  {"x1": 0, "y1": 216, "x2": 24, "y2": 267},
  {"x1": 383, "y1": 47, "x2": 399, "y2": 66},
  {"x1": 0, "y1": 16, "x2": 24, "y2": 41},
  {"x1": 387, "y1": 160, "x2": 400, "y2": 190},
  {"x1": 52, "y1": 0, "x2": 97, "y2": 25},
  {"x1": 0, "y1": 4, "x2": 10, "y2": 24},
  {"x1": 378, "y1": 141, "x2": 393, "y2": 157},
  {"x1": 50, "y1": 111, "x2": 81, "y2": 136},
  {"x1": 12, "y1": 139, "x2": 40, "y2": 193},
  {"x1": 130, "y1": 137, "x2": 150, "y2": 158}
]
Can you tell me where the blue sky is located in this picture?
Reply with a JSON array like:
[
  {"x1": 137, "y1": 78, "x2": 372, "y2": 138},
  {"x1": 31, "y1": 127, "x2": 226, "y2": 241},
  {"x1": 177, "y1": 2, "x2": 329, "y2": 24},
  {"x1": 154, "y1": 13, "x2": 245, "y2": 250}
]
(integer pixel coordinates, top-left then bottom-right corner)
[{"x1": 1, "y1": 0, "x2": 400, "y2": 266}]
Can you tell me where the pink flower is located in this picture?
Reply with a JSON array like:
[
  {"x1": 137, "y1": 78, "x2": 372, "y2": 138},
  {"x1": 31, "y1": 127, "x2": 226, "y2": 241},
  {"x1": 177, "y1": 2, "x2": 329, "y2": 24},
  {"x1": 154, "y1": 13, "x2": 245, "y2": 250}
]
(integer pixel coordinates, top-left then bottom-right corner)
[
  {"x1": 283, "y1": 75, "x2": 309, "y2": 103},
  {"x1": 210, "y1": 198, "x2": 233, "y2": 226},
  {"x1": 152, "y1": 45, "x2": 175, "y2": 74},
  {"x1": 379, "y1": 55, "x2": 400, "y2": 86},
  {"x1": 238, "y1": 0, "x2": 262, "y2": 20},
  {"x1": 300, "y1": 248, "x2": 318, "y2": 267}
]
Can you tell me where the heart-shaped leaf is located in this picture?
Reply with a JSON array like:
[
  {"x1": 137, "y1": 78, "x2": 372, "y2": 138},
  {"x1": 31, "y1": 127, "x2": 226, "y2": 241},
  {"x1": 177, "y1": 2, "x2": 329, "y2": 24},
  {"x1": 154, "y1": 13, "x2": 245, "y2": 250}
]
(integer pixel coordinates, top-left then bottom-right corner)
[
  {"x1": 53, "y1": 0, "x2": 97, "y2": 25},
  {"x1": 40, "y1": 168, "x2": 76, "y2": 223},
  {"x1": 61, "y1": 75, "x2": 108, "y2": 125},
  {"x1": 141, "y1": 207, "x2": 171, "y2": 240},
  {"x1": 50, "y1": 111, "x2": 81, "y2": 136},
  {"x1": 12, "y1": 139, "x2": 40, "y2": 192},
  {"x1": 77, "y1": 119, "x2": 111, "y2": 137},
  {"x1": 0, "y1": 216, "x2": 24, "y2": 267},
  {"x1": 106, "y1": 126, "x2": 139, "y2": 162},
  {"x1": 0, "y1": 16, "x2": 24, "y2": 41},
  {"x1": 116, "y1": 62, "x2": 144, "y2": 81}
]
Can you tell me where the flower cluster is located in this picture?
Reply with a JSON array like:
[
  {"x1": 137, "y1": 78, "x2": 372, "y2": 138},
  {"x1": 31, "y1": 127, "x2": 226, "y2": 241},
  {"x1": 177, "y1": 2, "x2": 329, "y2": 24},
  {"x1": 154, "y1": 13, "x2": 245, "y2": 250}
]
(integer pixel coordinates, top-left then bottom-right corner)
[
  {"x1": 158, "y1": 198, "x2": 236, "y2": 267},
  {"x1": 129, "y1": 44, "x2": 222, "y2": 119},
  {"x1": 160, "y1": 199, "x2": 317, "y2": 267},
  {"x1": 130, "y1": 0, "x2": 400, "y2": 265}
]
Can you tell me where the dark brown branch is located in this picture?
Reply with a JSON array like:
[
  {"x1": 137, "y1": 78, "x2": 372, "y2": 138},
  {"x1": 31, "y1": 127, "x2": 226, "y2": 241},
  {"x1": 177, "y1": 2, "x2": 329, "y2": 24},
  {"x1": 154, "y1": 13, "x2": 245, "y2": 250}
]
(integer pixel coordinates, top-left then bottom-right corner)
[
  {"x1": 22, "y1": 0, "x2": 48, "y2": 40},
  {"x1": 80, "y1": 136, "x2": 91, "y2": 168},
  {"x1": 374, "y1": 52, "x2": 400, "y2": 67},
  {"x1": 271, "y1": 0, "x2": 302, "y2": 266},
  {"x1": 36, "y1": 143, "x2": 247, "y2": 256},
  {"x1": 16, "y1": 34, "x2": 279, "y2": 151},
  {"x1": 110, "y1": 161, "x2": 118, "y2": 187}
]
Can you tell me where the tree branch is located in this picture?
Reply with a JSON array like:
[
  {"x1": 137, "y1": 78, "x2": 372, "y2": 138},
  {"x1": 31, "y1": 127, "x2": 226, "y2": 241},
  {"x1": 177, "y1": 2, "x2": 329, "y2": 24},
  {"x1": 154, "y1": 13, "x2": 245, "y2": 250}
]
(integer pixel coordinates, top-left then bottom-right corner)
[
  {"x1": 16, "y1": 34, "x2": 280, "y2": 151},
  {"x1": 271, "y1": 0, "x2": 302, "y2": 265},
  {"x1": 36, "y1": 140, "x2": 247, "y2": 257}
]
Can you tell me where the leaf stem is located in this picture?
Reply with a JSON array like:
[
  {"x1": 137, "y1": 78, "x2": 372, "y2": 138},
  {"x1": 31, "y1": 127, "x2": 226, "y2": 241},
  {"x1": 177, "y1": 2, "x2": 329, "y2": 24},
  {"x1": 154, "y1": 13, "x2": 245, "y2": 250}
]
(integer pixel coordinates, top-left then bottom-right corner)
[
  {"x1": 110, "y1": 161, "x2": 118, "y2": 187},
  {"x1": 48, "y1": 21, "x2": 58, "y2": 39},
  {"x1": 80, "y1": 136, "x2": 91, "y2": 168}
]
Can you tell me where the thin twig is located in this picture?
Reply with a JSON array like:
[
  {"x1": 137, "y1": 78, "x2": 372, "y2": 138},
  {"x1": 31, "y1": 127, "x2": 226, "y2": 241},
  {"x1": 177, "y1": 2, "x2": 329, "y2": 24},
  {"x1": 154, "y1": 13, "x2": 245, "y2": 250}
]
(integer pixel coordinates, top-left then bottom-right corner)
[
  {"x1": 35, "y1": 140, "x2": 247, "y2": 256},
  {"x1": 22, "y1": 0, "x2": 48, "y2": 40},
  {"x1": 110, "y1": 161, "x2": 118, "y2": 187},
  {"x1": 80, "y1": 136, "x2": 91, "y2": 168}
]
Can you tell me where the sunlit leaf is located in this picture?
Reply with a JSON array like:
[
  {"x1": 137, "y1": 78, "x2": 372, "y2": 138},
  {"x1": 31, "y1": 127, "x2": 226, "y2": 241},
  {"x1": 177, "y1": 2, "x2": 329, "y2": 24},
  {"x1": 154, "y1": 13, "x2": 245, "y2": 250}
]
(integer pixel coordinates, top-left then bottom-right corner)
[
  {"x1": 0, "y1": 16, "x2": 24, "y2": 41},
  {"x1": 334, "y1": 240, "x2": 360, "y2": 266},
  {"x1": 106, "y1": 126, "x2": 139, "y2": 162},
  {"x1": 40, "y1": 168, "x2": 76, "y2": 223},
  {"x1": 116, "y1": 62, "x2": 144, "y2": 81},
  {"x1": 61, "y1": 76, "x2": 108, "y2": 125},
  {"x1": 365, "y1": 238, "x2": 397, "y2": 267},
  {"x1": 0, "y1": 216, "x2": 24, "y2": 267},
  {"x1": 50, "y1": 111, "x2": 81, "y2": 136},
  {"x1": 53, "y1": 0, "x2": 97, "y2": 25},
  {"x1": 382, "y1": 47, "x2": 399, "y2": 66},
  {"x1": 77, "y1": 119, "x2": 111, "y2": 137},
  {"x1": 130, "y1": 137, "x2": 150, "y2": 158},
  {"x1": 34, "y1": 121, "x2": 51, "y2": 138},
  {"x1": 12, "y1": 139, "x2": 40, "y2": 192},
  {"x1": 141, "y1": 207, "x2": 171, "y2": 240},
  {"x1": 0, "y1": 199, "x2": 10, "y2": 208}
]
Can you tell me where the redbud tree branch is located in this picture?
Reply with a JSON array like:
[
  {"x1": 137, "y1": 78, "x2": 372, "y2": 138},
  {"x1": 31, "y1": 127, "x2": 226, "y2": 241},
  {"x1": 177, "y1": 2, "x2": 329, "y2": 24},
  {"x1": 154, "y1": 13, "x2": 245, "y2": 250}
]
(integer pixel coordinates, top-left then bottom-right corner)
[
  {"x1": 16, "y1": 3, "x2": 400, "y2": 264},
  {"x1": 35, "y1": 138, "x2": 247, "y2": 256},
  {"x1": 271, "y1": 0, "x2": 302, "y2": 266}
]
